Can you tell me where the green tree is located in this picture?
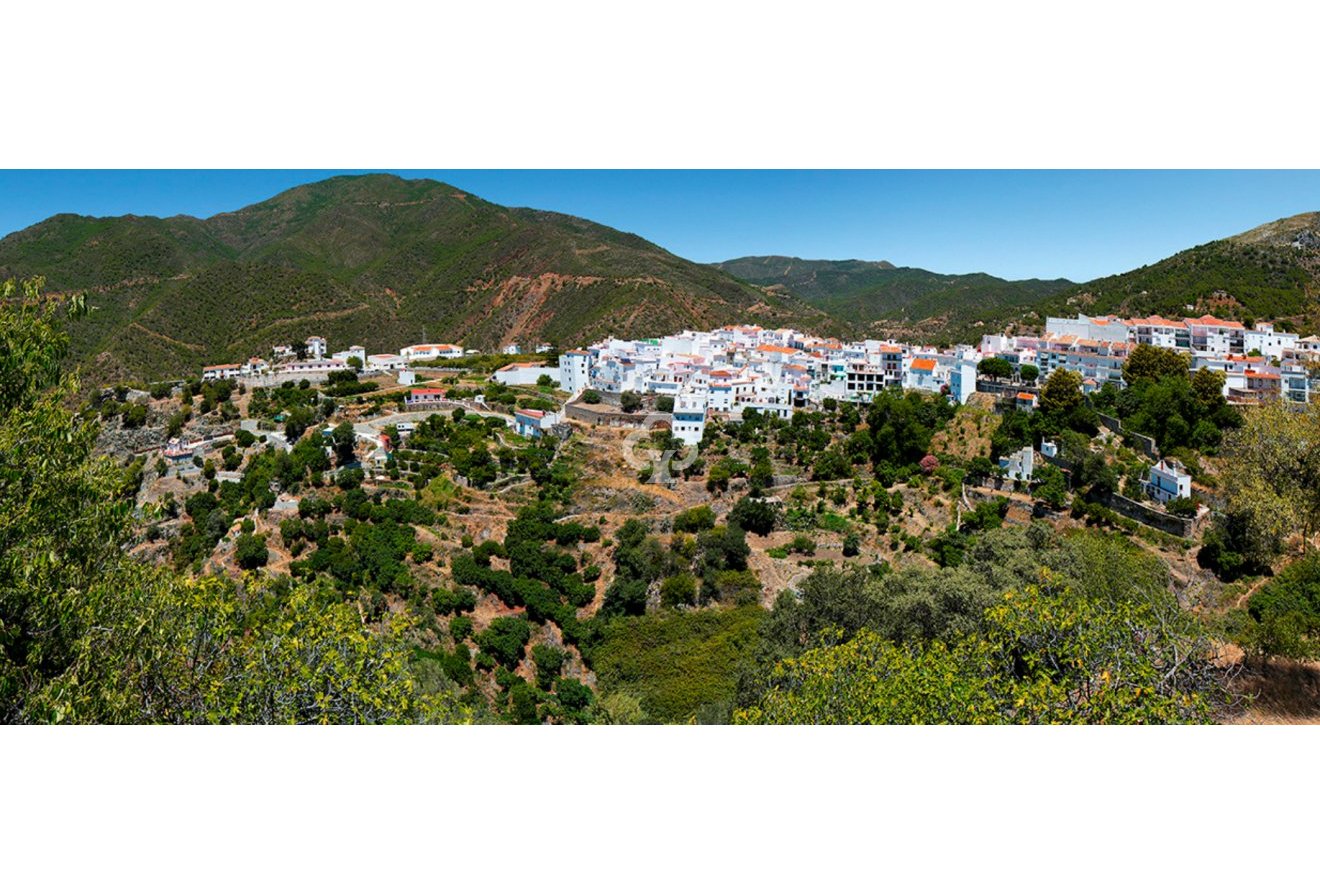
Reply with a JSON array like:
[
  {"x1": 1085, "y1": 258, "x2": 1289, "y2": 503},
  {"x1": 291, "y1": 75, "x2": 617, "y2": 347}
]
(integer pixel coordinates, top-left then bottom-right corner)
[
  {"x1": 1123, "y1": 344, "x2": 1189, "y2": 383},
  {"x1": 1031, "y1": 463, "x2": 1068, "y2": 509},
  {"x1": 1219, "y1": 400, "x2": 1320, "y2": 562},
  {"x1": 729, "y1": 497, "x2": 779, "y2": 536},
  {"x1": 977, "y1": 357, "x2": 1014, "y2": 380},
  {"x1": 234, "y1": 533, "x2": 269, "y2": 570},
  {"x1": 1039, "y1": 368, "x2": 1084, "y2": 417}
]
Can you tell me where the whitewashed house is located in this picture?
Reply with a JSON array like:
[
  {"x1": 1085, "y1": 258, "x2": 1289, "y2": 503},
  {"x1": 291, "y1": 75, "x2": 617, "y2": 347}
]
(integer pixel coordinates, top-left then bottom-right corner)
[{"x1": 1145, "y1": 459, "x2": 1191, "y2": 504}]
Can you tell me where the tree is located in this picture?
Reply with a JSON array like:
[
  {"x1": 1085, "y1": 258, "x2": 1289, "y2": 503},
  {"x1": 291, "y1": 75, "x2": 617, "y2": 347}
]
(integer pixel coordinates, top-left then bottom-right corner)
[
  {"x1": 596, "y1": 691, "x2": 648, "y2": 724},
  {"x1": 1018, "y1": 363, "x2": 1039, "y2": 384},
  {"x1": 655, "y1": 395, "x2": 675, "y2": 413},
  {"x1": 620, "y1": 391, "x2": 643, "y2": 414},
  {"x1": 476, "y1": 616, "x2": 532, "y2": 668},
  {"x1": 121, "y1": 402, "x2": 148, "y2": 428},
  {"x1": 1123, "y1": 344, "x2": 1189, "y2": 384},
  {"x1": 1031, "y1": 463, "x2": 1068, "y2": 509},
  {"x1": 1039, "y1": 368, "x2": 1084, "y2": 417},
  {"x1": 977, "y1": 357, "x2": 1014, "y2": 381},
  {"x1": 346, "y1": 355, "x2": 363, "y2": 371},
  {"x1": 331, "y1": 420, "x2": 357, "y2": 466},
  {"x1": 729, "y1": 497, "x2": 779, "y2": 536},
  {"x1": 581, "y1": 389, "x2": 601, "y2": 404},
  {"x1": 532, "y1": 643, "x2": 566, "y2": 689},
  {"x1": 1218, "y1": 399, "x2": 1320, "y2": 563},
  {"x1": 234, "y1": 533, "x2": 269, "y2": 570}
]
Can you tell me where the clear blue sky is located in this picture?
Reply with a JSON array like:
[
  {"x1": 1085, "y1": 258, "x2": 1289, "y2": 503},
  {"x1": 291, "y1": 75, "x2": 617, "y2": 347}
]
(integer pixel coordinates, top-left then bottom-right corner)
[{"x1": 3, "y1": 170, "x2": 1319, "y2": 282}]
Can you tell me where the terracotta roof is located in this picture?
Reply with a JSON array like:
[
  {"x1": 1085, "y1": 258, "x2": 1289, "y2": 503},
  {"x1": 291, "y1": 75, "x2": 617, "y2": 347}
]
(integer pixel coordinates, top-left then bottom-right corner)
[
  {"x1": 410, "y1": 388, "x2": 446, "y2": 397},
  {"x1": 910, "y1": 358, "x2": 937, "y2": 372},
  {"x1": 1128, "y1": 315, "x2": 1187, "y2": 329},
  {"x1": 756, "y1": 344, "x2": 798, "y2": 355},
  {"x1": 1186, "y1": 315, "x2": 1244, "y2": 329},
  {"x1": 1017, "y1": 392, "x2": 1037, "y2": 401}
]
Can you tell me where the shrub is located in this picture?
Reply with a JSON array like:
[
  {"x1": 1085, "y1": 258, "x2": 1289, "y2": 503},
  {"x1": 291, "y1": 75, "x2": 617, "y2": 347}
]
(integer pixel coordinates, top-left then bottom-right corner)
[
  {"x1": 729, "y1": 497, "x2": 778, "y2": 536},
  {"x1": 673, "y1": 505, "x2": 717, "y2": 533},
  {"x1": 476, "y1": 616, "x2": 532, "y2": 668},
  {"x1": 532, "y1": 644, "x2": 566, "y2": 689},
  {"x1": 660, "y1": 572, "x2": 698, "y2": 607},
  {"x1": 787, "y1": 534, "x2": 817, "y2": 555},
  {"x1": 449, "y1": 615, "x2": 474, "y2": 642}
]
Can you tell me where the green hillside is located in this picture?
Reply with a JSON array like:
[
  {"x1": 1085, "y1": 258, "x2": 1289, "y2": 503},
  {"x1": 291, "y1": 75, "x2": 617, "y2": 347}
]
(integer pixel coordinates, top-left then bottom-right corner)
[
  {"x1": 716, "y1": 255, "x2": 1072, "y2": 337},
  {"x1": 1040, "y1": 212, "x2": 1320, "y2": 325},
  {"x1": 0, "y1": 174, "x2": 828, "y2": 384}
]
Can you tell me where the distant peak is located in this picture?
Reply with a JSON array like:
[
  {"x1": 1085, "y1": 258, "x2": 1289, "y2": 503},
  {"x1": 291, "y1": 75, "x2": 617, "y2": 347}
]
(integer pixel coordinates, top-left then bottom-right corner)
[{"x1": 1228, "y1": 211, "x2": 1320, "y2": 248}]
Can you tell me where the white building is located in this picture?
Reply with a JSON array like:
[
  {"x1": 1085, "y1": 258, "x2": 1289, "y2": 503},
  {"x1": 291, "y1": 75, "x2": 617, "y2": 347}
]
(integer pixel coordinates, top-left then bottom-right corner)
[
  {"x1": 671, "y1": 391, "x2": 709, "y2": 446},
  {"x1": 400, "y1": 344, "x2": 463, "y2": 362},
  {"x1": 367, "y1": 354, "x2": 408, "y2": 372},
  {"x1": 332, "y1": 345, "x2": 367, "y2": 367},
  {"x1": 306, "y1": 336, "x2": 327, "y2": 359},
  {"x1": 1243, "y1": 322, "x2": 1298, "y2": 361},
  {"x1": 513, "y1": 408, "x2": 560, "y2": 439},
  {"x1": 493, "y1": 362, "x2": 561, "y2": 387},
  {"x1": 558, "y1": 350, "x2": 592, "y2": 396},
  {"x1": 1145, "y1": 459, "x2": 1191, "y2": 504},
  {"x1": 1044, "y1": 314, "x2": 1131, "y2": 343},
  {"x1": 202, "y1": 363, "x2": 242, "y2": 381},
  {"x1": 949, "y1": 358, "x2": 979, "y2": 405},
  {"x1": 999, "y1": 446, "x2": 1035, "y2": 482}
]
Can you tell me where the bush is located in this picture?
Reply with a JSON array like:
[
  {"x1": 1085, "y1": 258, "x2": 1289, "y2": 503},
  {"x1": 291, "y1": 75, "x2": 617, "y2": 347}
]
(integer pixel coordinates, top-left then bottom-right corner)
[
  {"x1": 787, "y1": 534, "x2": 817, "y2": 555},
  {"x1": 476, "y1": 616, "x2": 532, "y2": 668},
  {"x1": 1164, "y1": 496, "x2": 1199, "y2": 518},
  {"x1": 532, "y1": 644, "x2": 566, "y2": 689},
  {"x1": 449, "y1": 616, "x2": 474, "y2": 642},
  {"x1": 729, "y1": 497, "x2": 779, "y2": 536},
  {"x1": 673, "y1": 505, "x2": 717, "y2": 533},
  {"x1": 660, "y1": 572, "x2": 698, "y2": 607}
]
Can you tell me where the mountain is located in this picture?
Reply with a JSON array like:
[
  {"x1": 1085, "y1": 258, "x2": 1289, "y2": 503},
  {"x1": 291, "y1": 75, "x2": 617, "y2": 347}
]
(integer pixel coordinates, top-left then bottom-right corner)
[
  {"x1": 716, "y1": 255, "x2": 1073, "y2": 338},
  {"x1": 1041, "y1": 212, "x2": 1320, "y2": 325},
  {"x1": 0, "y1": 175, "x2": 827, "y2": 383}
]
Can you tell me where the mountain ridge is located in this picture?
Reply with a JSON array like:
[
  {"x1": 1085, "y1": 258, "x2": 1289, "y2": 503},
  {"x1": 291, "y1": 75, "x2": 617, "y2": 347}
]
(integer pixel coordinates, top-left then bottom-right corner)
[{"x1": 0, "y1": 174, "x2": 828, "y2": 383}]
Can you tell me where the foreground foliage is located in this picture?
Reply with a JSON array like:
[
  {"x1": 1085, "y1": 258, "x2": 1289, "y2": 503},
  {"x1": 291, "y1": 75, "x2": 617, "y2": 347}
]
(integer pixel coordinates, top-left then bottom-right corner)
[
  {"x1": 1, "y1": 278, "x2": 463, "y2": 723},
  {"x1": 738, "y1": 530, "x2": 1234, "y2": 724}
]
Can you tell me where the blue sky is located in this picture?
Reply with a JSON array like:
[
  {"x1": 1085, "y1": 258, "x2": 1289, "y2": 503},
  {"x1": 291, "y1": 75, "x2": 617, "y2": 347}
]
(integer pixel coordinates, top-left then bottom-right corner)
[{"x1": 2, "y1": 170, "x2": 1319, "y2": 282}]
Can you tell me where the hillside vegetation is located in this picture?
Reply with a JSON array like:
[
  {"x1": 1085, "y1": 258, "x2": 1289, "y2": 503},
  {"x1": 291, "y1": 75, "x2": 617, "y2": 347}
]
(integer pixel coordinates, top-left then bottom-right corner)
[
  {"x1": 0, "y1": 175, "x2": 827, "y2": 383},
  {"x1": 721, "y1": 213, "x2": 1320, "y2": 340},
  {"x1": 716, "y1": 255, "x2": 1072, "y2": 339},
  {"x1": 1041, "y1": 212, "x2": 1320, "y2": 325}
]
